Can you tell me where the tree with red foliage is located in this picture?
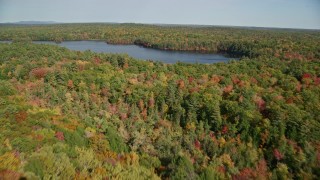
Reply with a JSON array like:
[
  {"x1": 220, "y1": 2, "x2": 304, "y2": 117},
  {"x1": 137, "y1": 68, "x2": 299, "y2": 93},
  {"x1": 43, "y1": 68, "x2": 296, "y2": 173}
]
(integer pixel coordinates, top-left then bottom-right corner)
[
  {"x1": 217, "y1": 166, "x2": 226, "y2": 174},
  {"x1": 210, "y1": 75, "x2": 222, "y2": 84},
  {"x1": 194, "y1": 140, "x2": 201, "y2": 150},
  {"x1": 273, "y1": 148, "x2": 284, "y2": 161},
  {"x1": 296, "y1": 82, "x2": 302, "y2": 92},
  {"x1": 232, "y1": 76, "x2": 240, "y2": 84},
  {"x1": 0, "y1": 170, "x2": 22, "y2": 180},
  {"x1": 138, "y1": 99, "x2": 144, "y2": 111},
  {"x1": 67, "y1": 79, "x2": 74, "y2": 89},
  {"x1": 317, "y1": 151, "x2": 320, "y2": 166},
  {"x1": 141, "y1": 108, "x2": 148, "y2": 120},
  {"x1": 221, "y1": 125, "x2": 228, "y2": 134},
  {"x1": 148, "y1": 93, "x2": 155, "y2": 108},
  {"x1": 250, "y1": 77, "x2": 258, "y2": 84},
  {"x1": 15, "y1": 111, "x2": 27, "y2": 123},
  {"x1": 177, "y1": 79, "x2": 185, "y2": 89},
  {"x1": 188, "y1": 77, "x2": 194, "y2": 83},
  {"x1": 120, "y1": 113, "x2": 128, "y2": 120},
  {"x1": 314, "y1": 77, "x2": 320, "y2": 85},
  {"x1": 255, "y1": 159, "x2": 268, "y2": 178},
  {"x1": 30, "y1": 68, "x2": 48, "y2": 79},
  {"x1": 223, "y1": 85, "x2": 233, "y2": 94},
  {"x1": 189, "y1": 87, "x2": 200, "y2": 94},
  {"x1": 302, "y1": 73, "x2": 312, "y2": 79},
  {"x1": 55, "y1": 131, "x2": 65, "y2": 141},
  {"x1": 233, "y1": 167, "x2": 255, "y2": 180},
  {"x1": 254, "y1": 96, "x2": 266, "y2": 111}
]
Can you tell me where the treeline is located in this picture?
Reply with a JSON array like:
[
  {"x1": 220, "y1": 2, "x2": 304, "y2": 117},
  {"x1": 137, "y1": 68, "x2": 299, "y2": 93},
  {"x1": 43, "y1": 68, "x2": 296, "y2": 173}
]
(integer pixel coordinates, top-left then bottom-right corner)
[
  {"x1": 0, "y1": 23, "x2": 320, "y2": 59},
  {"x1": 0, "y1": 42, "x2": 319, "y2": 179}
]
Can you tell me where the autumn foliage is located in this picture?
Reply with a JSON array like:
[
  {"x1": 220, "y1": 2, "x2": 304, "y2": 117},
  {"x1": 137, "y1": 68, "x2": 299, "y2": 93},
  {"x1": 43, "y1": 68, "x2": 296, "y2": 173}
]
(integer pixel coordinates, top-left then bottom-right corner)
[
  {"x1": 30, "y1": 68, "x2": 49, "y2": 79},
  {"x1": 0, "y1": 25, "x2": 319, "y2": 179}
]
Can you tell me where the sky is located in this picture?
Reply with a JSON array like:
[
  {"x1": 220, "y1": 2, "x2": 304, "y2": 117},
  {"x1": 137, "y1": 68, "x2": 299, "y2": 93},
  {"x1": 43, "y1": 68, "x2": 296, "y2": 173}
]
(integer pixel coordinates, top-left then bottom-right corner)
[{"x1": 0, "y1": 0, "x2": 319, "y2": 29}]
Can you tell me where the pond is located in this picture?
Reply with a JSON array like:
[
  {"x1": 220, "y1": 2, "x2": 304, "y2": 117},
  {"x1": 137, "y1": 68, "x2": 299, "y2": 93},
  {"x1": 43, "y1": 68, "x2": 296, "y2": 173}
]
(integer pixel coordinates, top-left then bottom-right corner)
[
  {"x1": 35, "y1": 41, "x2": 235, "y2": 64},
  {"x1": 3, "y1": 41, "x2": 234, "y2": 63}
]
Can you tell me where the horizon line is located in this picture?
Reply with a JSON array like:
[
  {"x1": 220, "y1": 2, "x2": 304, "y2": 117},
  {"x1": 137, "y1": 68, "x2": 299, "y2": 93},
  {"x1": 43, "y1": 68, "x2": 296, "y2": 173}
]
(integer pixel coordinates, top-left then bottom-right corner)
[{"x1": 1, "y1": 21, "x2": 320, "y2": 31}]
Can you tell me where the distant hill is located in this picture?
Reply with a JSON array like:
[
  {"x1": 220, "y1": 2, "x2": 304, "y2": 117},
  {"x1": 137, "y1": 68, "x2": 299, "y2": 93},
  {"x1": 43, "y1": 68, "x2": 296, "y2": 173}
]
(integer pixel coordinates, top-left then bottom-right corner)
[
  {"x1": 2, "y1": 21, "x2": 59, "y2": 25},
  {"x1": 152, "y1": 23, "x2": 320, "y2": 32}
]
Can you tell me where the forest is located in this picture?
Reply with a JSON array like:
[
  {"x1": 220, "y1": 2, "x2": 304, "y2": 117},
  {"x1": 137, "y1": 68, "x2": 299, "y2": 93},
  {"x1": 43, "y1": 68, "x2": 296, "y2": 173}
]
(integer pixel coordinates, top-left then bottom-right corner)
[{"x1": 0, "y1": 24, "x2": 320, "y2": 179}]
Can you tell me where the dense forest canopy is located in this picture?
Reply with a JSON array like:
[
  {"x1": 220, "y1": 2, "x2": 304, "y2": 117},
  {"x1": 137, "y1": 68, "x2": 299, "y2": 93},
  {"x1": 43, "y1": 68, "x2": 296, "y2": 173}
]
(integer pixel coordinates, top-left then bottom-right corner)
[{"x1": 0, "y1": 24, "x2": 319, "y2": 179}]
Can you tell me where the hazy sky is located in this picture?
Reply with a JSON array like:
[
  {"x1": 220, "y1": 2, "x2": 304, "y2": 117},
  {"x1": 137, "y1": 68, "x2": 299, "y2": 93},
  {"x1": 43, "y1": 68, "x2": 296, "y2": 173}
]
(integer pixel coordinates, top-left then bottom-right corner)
[{"x1": 0, "y1": 0, "x2": 319, "y2": 29}]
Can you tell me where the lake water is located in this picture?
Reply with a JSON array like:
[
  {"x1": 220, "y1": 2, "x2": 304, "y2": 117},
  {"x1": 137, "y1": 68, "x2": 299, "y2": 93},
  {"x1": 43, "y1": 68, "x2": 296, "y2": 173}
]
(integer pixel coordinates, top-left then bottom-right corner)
[{"x1": 3, "y1": 41, "x2": 233, "y2": 64}]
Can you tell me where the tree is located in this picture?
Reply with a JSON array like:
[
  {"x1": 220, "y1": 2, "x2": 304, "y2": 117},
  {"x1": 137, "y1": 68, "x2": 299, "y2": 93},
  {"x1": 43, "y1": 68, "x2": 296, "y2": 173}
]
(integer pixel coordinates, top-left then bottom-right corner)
[{"x1": 24, "y1": 145, "x2": 75, "y2": 179}]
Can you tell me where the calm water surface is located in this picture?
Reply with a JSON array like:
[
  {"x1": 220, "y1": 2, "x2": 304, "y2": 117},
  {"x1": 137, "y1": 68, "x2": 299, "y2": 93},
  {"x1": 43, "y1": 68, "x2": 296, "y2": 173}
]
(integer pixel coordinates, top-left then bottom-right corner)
[{"x1": 4, "y1": 41, "x2": 234, "y2": 64}]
